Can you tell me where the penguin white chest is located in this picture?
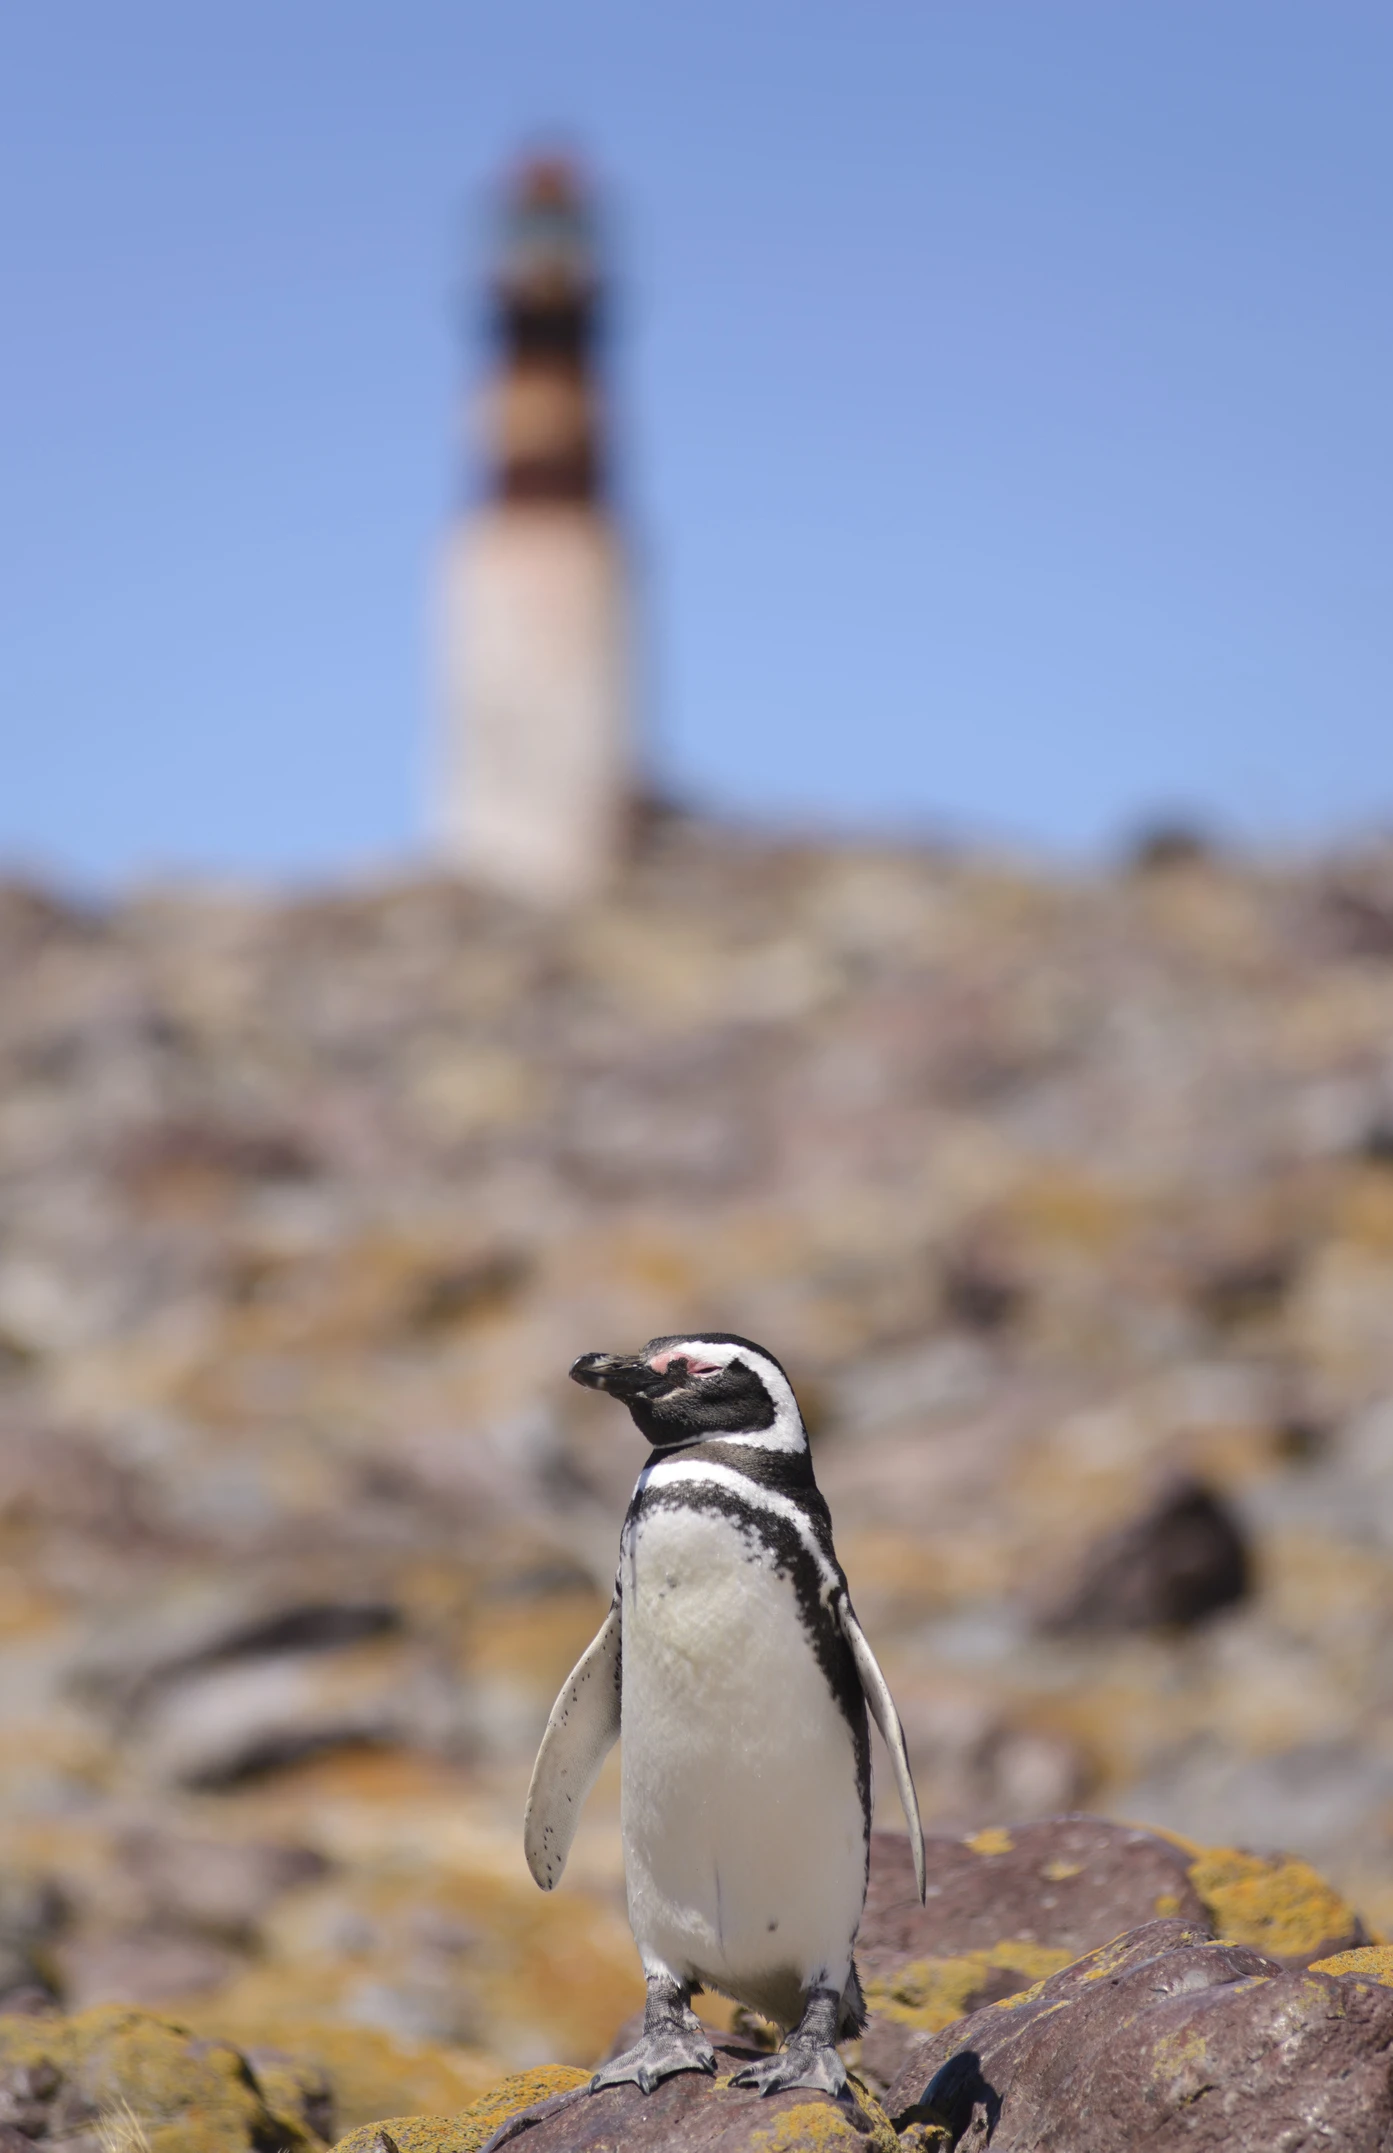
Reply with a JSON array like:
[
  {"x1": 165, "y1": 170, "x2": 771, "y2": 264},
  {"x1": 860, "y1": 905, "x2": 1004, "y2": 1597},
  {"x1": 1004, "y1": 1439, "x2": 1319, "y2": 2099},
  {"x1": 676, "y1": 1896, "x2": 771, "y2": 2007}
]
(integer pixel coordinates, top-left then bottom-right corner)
[{"x1": 619, "y1": 1495, "x2": 866, "y2": 2015}]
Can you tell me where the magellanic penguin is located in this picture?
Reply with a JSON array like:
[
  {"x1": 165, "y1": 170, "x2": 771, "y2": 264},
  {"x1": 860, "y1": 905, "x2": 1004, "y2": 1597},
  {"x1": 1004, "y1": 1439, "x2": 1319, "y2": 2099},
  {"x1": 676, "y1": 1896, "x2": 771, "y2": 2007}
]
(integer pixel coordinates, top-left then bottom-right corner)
[{"x1": 524, "y1": 1333, "x2": 926, "y2": 2101}]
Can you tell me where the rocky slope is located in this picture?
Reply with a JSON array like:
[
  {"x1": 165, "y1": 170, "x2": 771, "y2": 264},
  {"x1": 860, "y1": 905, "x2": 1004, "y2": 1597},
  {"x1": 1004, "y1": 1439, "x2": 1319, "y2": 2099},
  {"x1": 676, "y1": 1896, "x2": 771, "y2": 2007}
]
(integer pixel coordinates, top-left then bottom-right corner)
[
  {"x1": 1, "y1": 821, "x2": 1393, "y2": 2114},
  {"x1": 0, "y1": 1823, "x2": 1381, "y2": 2149}
]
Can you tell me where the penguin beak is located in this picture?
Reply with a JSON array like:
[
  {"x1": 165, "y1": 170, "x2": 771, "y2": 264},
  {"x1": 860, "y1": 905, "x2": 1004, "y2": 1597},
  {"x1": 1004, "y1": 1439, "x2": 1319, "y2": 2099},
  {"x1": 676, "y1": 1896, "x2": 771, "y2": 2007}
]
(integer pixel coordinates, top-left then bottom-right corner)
[{"x1": 569, "y1": 1351, "x2": 667, "y2": 1401}]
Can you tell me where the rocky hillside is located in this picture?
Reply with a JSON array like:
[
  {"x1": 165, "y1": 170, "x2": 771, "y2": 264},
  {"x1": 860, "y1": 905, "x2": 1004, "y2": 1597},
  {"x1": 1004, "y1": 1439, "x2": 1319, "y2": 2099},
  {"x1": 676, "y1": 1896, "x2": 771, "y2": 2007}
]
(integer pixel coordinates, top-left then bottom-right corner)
[{"x1": 1, "y1": 819, "x2": 1393, "y2": 2112}]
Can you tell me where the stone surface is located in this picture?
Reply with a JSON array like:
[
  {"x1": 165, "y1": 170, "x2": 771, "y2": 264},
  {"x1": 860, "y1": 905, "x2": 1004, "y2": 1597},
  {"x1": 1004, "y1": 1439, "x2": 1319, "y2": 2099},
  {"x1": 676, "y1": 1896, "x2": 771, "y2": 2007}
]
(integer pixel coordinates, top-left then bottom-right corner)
[
  {"x1": 0, "y1": 1830, "x2": 1376, "y2": 2147},
  {"x1": 0, "y1": 2003, "x2": 325, "y2": 2150},
  {"x1": 3, "y1": 831, "x2": 1393, "y2": 2083},
  {"x1": 854, "y1": 1821, "x2": 1366, "y2": 2090},
  {"x1": 860, "y1": 1821, "x2": 1208, "y2": 1977},
  {"x1": 1039, "y1": 1476, "x2": 1251, "y2": 1632},
  {"x1": 400, "y1": 2045, "x2": 896, "y2": 2153},
  {"x1": 886, "y1": 1918, "x2": 1393, "y2": 2152}
]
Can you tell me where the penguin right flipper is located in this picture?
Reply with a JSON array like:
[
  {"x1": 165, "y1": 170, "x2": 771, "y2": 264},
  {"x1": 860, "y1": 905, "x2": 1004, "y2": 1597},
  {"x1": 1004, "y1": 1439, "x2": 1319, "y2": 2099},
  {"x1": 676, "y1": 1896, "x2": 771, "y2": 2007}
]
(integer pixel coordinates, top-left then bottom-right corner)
[
  {"x1": 523, "y1": 1593, "x2": 622, "y2": 1890},
  {"x1": 837, "y1": 1594, "x2": 927, "y2": 1903}
]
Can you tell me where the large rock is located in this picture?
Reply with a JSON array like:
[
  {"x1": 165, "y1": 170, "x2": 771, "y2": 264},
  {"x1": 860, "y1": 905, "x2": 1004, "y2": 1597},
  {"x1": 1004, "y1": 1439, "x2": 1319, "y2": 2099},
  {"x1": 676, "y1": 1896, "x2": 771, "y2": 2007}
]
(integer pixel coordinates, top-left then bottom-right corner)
[
  {"x1": 886, "y1": 1919, "x2": 1393, "y2": 2152},
  {"x1": 854, "y1": 1821, "x2": 1364, "y2": 2089},
  {"x1": 0, "y1": 2003, "x2": 326, "y2": 2150},
  {"x1": 860, "y1": 1820, "x2": 1208, "y2": 1975},
  {"x1": 1038, "y1": 1476, "x2": 1251, "y2": 1633},
  {"x1": 331, "y1": 2056, "x2": 896, "y2": 2152}
]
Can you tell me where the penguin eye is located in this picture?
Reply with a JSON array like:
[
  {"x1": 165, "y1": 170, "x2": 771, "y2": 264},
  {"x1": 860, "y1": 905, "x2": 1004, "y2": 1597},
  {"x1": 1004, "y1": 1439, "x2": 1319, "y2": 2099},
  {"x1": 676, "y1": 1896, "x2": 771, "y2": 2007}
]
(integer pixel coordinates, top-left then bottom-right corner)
[
  {"x1": 666, "y1": 1354, "x2": 722, "y2": 1380},
  {"x1": 646, "y1": 1348, "x2": 724, "y2": 1382}
]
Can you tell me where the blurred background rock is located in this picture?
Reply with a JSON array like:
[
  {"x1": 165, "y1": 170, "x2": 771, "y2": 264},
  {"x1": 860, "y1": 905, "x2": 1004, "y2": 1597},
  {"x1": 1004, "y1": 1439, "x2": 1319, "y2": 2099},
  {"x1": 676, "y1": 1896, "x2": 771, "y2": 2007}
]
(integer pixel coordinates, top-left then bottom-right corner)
[
  {"x1": 3, "y1": 832, "x2": 1393, "y2": 2088},
  {"x1": 1, "y1": 3, "x2": 1391, "y2": 2119}
]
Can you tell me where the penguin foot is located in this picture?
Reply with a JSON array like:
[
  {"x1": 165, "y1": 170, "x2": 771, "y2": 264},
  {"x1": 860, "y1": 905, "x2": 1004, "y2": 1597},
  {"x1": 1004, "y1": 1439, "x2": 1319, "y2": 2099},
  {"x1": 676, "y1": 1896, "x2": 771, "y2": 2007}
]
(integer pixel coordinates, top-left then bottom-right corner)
[
  {"x1": 729, "y1": 2041, "x2": 850, "y2": 2101},
  {"x1": 590, "y1": 2026, "x2": 718, "y2": 2095}
]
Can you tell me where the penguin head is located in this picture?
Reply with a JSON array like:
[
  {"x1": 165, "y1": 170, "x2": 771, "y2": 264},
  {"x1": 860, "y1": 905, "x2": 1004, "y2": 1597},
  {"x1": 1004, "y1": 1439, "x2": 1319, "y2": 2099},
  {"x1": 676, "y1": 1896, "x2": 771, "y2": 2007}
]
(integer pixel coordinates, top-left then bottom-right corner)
[{"x1": 569, "y1": 1333, "x2": 805, "y2": 1452}]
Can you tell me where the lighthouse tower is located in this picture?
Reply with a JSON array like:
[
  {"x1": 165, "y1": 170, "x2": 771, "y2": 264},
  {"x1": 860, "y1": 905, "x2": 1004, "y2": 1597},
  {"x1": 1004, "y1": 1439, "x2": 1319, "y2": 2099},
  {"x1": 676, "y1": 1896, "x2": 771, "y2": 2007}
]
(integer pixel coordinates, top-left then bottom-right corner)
[{"x1": 440, "y1": 158, "x2": 633, "y2": 902}]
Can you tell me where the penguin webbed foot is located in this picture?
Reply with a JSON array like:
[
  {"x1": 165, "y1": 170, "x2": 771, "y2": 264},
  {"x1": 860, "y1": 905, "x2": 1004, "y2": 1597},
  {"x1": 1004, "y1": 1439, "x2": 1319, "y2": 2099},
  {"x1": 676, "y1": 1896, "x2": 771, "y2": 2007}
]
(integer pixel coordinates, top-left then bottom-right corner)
[
  {"x1": 729, "y1": 2040, "x2": 849, "y2": 2100},
  {"x1": 590, "y1": 2023, "x2": 717, "y2": 2094},
  {"x1": 729, "y1": 1982, "x2": 852, "y2": 2102}
]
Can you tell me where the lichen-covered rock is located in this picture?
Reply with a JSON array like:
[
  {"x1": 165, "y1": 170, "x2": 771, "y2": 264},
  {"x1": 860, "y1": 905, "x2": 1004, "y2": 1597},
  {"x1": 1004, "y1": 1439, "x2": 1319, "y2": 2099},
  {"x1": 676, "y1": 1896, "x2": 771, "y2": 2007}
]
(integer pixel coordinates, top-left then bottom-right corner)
[
  {"x1": 330, "y1": 2068, "x2": 589, "y2": 2153},
  {"x1": 331, "y1": 2050, "x2": 898, "y2": 2153},
  {"x1": 173, "y1": 2018, "x2": 504, "y2": 2140},
  {"x1": 0, "y1": 2003, "x2": 324, "y2": 2150},
  {"x1": 854, "y1": 1822, "x2": 1370, "y2": 2090},
  {"x1": 1312, "y1": 1942, "x2": 1393, "y2": 1982},
  {"x1": 886, "y1": 1918, "x2": 1393, "y2": 2152},
  {"x1": 1038, "y1": 1476, "x2": 1250, "y2": 1632},
  {"x1": 5, "y1": 837, "x2": 1393, "y2": 2061},
  {"x1": 860, "y1": 1822, "x2": 1210, "y2": 1978},
  {"x1": 856, "y1": 1821, "x2": 1211, "y2": 2088},
  {"x1": 1183, "y1": 1840, "x2": 1367, "y2": 1965}
]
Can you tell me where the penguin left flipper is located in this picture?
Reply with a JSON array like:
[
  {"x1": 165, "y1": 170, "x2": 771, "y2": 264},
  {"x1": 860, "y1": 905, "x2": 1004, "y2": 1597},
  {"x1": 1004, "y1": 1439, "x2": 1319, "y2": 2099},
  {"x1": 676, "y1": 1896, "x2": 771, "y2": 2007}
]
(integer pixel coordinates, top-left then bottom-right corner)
[
  {"x1": 837, "y1": 1593, "x2": 927, "y2": 1903},
  {"x1": 523, "y1": 1593, "x2": 622, "y2": 1890}
]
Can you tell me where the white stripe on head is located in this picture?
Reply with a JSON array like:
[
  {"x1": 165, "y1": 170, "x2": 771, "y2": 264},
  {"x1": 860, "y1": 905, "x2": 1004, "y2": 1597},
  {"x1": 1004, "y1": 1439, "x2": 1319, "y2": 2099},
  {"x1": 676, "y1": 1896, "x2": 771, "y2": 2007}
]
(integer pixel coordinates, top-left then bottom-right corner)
[{"x1": 648, "y1": 1336, "x2": 807, "y2": 1455}]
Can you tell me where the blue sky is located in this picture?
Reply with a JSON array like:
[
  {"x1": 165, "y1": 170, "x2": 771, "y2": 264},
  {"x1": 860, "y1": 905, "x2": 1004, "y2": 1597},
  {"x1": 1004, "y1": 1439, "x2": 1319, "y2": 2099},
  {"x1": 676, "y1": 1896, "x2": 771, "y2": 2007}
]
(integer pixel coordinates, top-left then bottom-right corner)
[{"x1": 1, "y1": 3, "x2": 1390, "y2": 885}]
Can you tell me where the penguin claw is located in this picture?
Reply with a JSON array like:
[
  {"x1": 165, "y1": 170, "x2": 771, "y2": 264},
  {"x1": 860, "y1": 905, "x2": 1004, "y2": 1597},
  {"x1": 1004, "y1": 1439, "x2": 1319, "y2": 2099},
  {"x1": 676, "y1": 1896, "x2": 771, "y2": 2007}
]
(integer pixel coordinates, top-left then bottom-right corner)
[
  {"x1": 729, "y1": 2042, "x2": 850, "y2": 2100},
  {"x1": 590, "y1": 2028, "x2": 718, "y2": 2094}
]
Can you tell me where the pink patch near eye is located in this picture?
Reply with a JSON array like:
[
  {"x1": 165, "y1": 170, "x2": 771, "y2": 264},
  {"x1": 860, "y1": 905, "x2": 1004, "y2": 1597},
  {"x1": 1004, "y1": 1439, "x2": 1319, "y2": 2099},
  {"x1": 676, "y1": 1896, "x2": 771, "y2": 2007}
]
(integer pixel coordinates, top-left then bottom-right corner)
[{"x1": 648, "y1": 1350, "x2": 723, "y2": 1376}]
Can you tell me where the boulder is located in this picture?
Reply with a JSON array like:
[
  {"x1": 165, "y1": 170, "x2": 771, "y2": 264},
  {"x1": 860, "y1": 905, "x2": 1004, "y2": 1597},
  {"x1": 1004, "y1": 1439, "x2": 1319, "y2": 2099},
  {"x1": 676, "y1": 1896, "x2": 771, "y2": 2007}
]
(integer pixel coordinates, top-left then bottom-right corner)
[
  {"x1": 0, "y1": 2004, "x2": 325, "y2": 2150},
  {"x1": 854, "y1": 1820, "x2": 1365, "y2": 2089},
  {"x1": 861, "y1": 1820, "x2": 1209, "y2": 1974},
  {"x1": 332, "y1": 2053, "x2": 897, "y2": 2153},
  {"x1": 1038, "y1": 1477, "x2": 1250, "y2": 1633},
  {"x1": 886, "y1": 1918, "x2": 1393, "y2": 2152}
]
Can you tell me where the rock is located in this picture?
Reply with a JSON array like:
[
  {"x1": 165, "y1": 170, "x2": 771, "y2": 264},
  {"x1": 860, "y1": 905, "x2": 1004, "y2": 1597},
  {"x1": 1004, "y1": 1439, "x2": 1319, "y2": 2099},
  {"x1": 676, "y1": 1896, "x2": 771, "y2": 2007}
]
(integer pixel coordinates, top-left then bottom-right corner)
[
  {"x1": 130, "y1": 1640, "x2": 444, "y2": 1789},
  {"x1": 330, "y1": 2070, "x2": 589, "y2": 2153},
  {"x1": 886, "y1": 1917, "x2": 1393, "y2": 2152},
  {"x1": 210, "y1": 2023, "x2": 501, "y2": 2142},
  {"x1": 853, "y1": 1821, "x2": 1366, "y2": 2091},
  {"x1": 74, "y1": 1587, "x2": 402, "y2": 1719},
  {"x1": 7, "y1": 837, "x2": 1393, "y2": 2062},
  {"x1": 114, "y1": 1116, "x2": 322, "y2": 1208},
  {"x1": 245, "y1": 2046, "x2": 337, "y2": 2144},
  {"x1": 1191, "y1": 1245, "x2": 1295, "y2": 1329},
  {"x1": 330, "y1": 2051, "x2": 898, "y2": 2152},
  {"x1": 119, "y1": 1830, "x2": 329, "y2": 1940},
  {"x1": 1039, "y1": 1476, "x2": 1250, "y2": 1632},
  {"x1": 1124, "y1": 821, "x2": 1216, "y2": 873},
  {"x1": 0, "y1": 1874, "x2": 67, "y2": 2005},
  {"x1": 52, "y1": 1925, "x2": 245, "y2": 2011},
  {"x1": 861, "y1": 1822, "x2": 1209, "y2": 1975},
  {"x1": 0, "y1": 2005, "x2": 325, "y2": 2150},
  {"x1": 1184, "y1": 1841, "x2": 1367, "y2": 1965},
  {"x1": 856, "y1": 1822, "x2": 1212, "y2": 2089}
]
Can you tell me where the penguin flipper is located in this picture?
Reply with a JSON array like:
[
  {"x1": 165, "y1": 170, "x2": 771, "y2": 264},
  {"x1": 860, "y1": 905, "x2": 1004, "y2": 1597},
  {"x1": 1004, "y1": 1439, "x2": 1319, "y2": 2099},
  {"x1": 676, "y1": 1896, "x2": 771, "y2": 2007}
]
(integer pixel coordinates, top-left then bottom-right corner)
[
  {"x1": 523, "y1": 1594, "x2": 622, "y2": 1890},
  {"x1": 838, "y1": 1595, "x2": 926, "y2": 1903}
]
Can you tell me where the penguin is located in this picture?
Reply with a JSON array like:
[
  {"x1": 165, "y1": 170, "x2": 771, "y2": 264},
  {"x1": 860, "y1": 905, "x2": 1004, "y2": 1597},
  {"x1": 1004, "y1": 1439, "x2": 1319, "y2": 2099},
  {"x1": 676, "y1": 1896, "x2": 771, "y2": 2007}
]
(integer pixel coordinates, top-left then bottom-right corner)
[{"x1": 523, "y1": 1332, "x2": 925, "y2": 2102}]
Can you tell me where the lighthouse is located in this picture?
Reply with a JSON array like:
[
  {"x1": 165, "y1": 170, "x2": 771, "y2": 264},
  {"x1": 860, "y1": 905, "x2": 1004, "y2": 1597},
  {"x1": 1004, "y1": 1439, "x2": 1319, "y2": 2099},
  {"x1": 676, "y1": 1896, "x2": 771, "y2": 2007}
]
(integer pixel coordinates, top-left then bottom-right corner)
[{"x1": 440, "y1": 157, "x2": 633, "y2": 902}]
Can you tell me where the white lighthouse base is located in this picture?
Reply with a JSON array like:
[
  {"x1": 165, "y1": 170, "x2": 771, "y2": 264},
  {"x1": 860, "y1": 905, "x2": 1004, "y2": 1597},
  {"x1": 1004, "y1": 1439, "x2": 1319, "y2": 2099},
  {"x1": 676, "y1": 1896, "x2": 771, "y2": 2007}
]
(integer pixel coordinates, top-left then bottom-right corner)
[{"x1": 440, "y1": 506, "x2": 631, "y2": 905}]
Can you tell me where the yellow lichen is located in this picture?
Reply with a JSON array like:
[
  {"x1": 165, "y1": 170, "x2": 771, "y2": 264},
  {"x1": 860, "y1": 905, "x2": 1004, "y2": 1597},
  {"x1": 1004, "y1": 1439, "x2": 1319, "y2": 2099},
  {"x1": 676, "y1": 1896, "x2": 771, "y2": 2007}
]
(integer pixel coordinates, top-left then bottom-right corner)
[
  {"x1": 1132, "y1": 1822, "x2": 1201, "y2": 1856},
  {"x1": 748, "y1": 2085, "x2": 898, "y2": 2151},
  {"x1": 0, "y1": 2007, "x2": 317, "y2": 2153},
  {"x1": 1188, "y1": 1847, "x2": 1360, "y2": 1958},
  {"x1": 990, "y1": 1975, "x2": 1052, "y2": 2014},
  {"x1": 1154, "y1": 1892, "x2": 1182, "y2": 1917},
  {"x1": 329, "y1": 2067, "x2": 590, "y2": 2153},
  {"x1": 1040, "y1": 1860, "x2": 1082, "y2": 1882},
  {"x1": 865, "y1": 1941, "x2": 1074, "y2": 2034},
  {"x1": 1078, "y1": 1931, "x2": 1149, "y2": 1983},
  {"x1": 963, "y1": 1827, "x2": 1015, "y2": 1857},
  {"x1": 1311, "y1": 1945, "x2": 1393, "y2": 1986}
]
